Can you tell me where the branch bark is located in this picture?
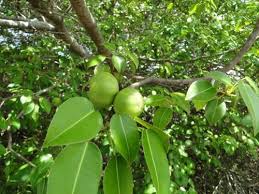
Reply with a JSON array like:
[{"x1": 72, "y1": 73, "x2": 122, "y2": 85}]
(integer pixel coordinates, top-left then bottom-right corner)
[
  {"x1": 69, "y1": 0, "x2": 112, "y2": 57},
  {"x1": 0, "y1": 18, "x2": 55, "y2": 31},
  {"x1": 28, "y1": 0, "x2": 90, "y2": 58},
  {"x1": 131, "y1": 76, "x2": 202, "y2": 88},
  {"x1": 131, "y1": 19, "x2": 259, "y2": 88}
]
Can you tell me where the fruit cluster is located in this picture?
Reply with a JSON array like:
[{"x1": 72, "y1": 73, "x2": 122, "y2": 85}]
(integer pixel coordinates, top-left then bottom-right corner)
[{"x1": 88, "y1": 72, "x2": 144, "y2": 116}]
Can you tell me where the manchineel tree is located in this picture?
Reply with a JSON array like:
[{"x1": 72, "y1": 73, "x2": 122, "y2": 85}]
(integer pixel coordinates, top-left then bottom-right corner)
[{"x1": 0, "y1": 1, "x2": 259, "y2": 194}]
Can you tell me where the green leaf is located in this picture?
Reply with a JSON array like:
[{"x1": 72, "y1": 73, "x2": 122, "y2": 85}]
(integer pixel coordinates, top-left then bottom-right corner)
[
  {"x1": 39, "y1": 97, "x2": 51, "y2": 114},
  {"x1": 145, "y1": 95, "x2": 173, "y2": 107},
  {"x1": 126, "y1": 51, "x2": 139, "y2": 69},
  {"x1": 185, "y1": 80, "x2": 217, "y2": 102},
  {"x1": 103, "y1": 156, "x2": 133, "y2": 194},
  {"x1": 0, "y1": 116, "x2": 7, "y2": 129},
  {"x1": 110, "y1": 114, "x2": 140, "y2": 163},
  {"x1": 150, "y1": 128, "x2": 170, "y2": 152},
  {"x1": 94, "y1": 65, "x2": 111, "y2": 74},
  {"x1": 36, "y1": 178, "x2": 47, "y2": 194},
  {"x1": 189, "y1": 3, "x2": 199, "y2": 15},
  {"x1": 193, "y1": 100, "x2": 207, "y2": 111},
  {"x1": 245, "y1": 77, "x2": 259, "y2": 95},
  {"x1": 142, "y1": 130, "x2": 170, "y2": 194},
  {"x1": 43, "y1": 97, "x2": 103, "y2": 147},
  {"x1": 205, "y1": 99, "x2": 226, "y2": 124},
  {"x1": 134, "y1": 117, "x2": 169, "y2": 151},
  {"x1": 86, "y1": 55, "x2": 106, "y2": 68},
  {"x1": 38, "y1": 180, "x2": 47, "y2": 194},
  {"x1": 238, "y1": 81, "x2": 259, "y2": 135},
  {"x1": 241, "y1": 114, "x2": 253, "y2": 127},
  {"x1": 23, "y1": 102, "x2": 35, "y2": 115},
  {"x1": 20, "y1": 95, "x2": 32, "y2": 104},
  {"x1": 11, "y1": 119, "x2": 21, "y2": 130},
  {"x1": 207, "y1": 71, "x2": 232, "y2": 86},
  {"x1": 171, "y1": 92, "x2": 190, "y2": 113},
  {"x1": 0, "y1": 144, "x2": 6, "y2": 156},
  {"x1": 112, "y1": 55, "x2": 126, "y2": 73},
  {"x1": 31, "y1": 104, "x2": 40, "y2": 122},
  {"x1": 47, "y1": 142, "x2": 102, "y2": 194},
  {"x1": 167, "y1": 3, "x2": 174, "y2": 11},
  {"x1": 153, "y1": 108, "x2": 172, "y2": 129}
]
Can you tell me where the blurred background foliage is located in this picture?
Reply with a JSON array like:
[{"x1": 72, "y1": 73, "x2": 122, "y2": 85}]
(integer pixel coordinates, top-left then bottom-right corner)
[{"x1": 0, "y1": 0, "x2": 259, "y2": 193}]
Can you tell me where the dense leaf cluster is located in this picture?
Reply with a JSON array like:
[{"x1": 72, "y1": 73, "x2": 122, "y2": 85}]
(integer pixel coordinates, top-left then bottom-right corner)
[{"x1": 0, "y1": 0, "x2": 259, "y2": 194}]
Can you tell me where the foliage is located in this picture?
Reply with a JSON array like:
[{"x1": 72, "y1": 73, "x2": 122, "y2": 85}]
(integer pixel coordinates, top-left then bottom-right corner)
[{"x1": 0, "y1": 0, "x2": 259, "y2": 194}]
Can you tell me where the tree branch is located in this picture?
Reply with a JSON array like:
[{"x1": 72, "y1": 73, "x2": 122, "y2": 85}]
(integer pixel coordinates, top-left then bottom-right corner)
[
  {"x1": 131, "y1": 76, "x2": 202, "y2": 88},
  {"x1": 28, "y1": 0, "x2": 91, "y2": 58},
  {"x1": 139, "y1": 49, "x2": 236, "y2": 64},
  {"x1": 131, "y1": 19, "x2": 259, "y2": 88},
  {"x1": 7, "y1": 131, "x2": 36, "y2": 168},
  {"x1": 222, "y1": 18, "x2": 259, "y2": 72},
  {"x1": 0, "y1": 18, "x2": 55, "y2": 31},
  {"x1": 69, "y1": 0, "x2": 112, "y2": 57}
]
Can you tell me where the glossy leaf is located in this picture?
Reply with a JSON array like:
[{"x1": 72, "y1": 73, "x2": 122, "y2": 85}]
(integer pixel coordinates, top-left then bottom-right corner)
[
  {"x1": 134, "y1": 117, "x2": 169, "y2": 151},
  {"x1": 205, "y1": 99, "x2": 226, "y2": 124},
  {"x1": 185, "y1": 80, "x2": 217, "y2": 102},
  {"x1": 145, "y1": 95, "x2": 173, "y2": 107},
  {"x1": 110, "y1": 114, "x2": 140, "y2": 163},
  {"x1": 43, "y1": 97, "x2": 103, "y2": 147},
  {"x1": 207, "y1": 71, "x2": 232, "y2": 86},
  {"x1": 126, "y1": 51, "x2": 139, "y2": 69},
  {"x1": 112, "y1": 55, "x2": 126, "y2": 73},
  {"x1": 142, "y1": 130, "x2": 170, "y2": 194},
  {"x1": 245, "y1": 76, "x2": 259, "y2": 95},
  {"x1": 238, "y1": 81, "x2": 259, "y2": 135},
  {"x1": 23, "y1": 102, "x2": 35, "y2": 115},
  {"x1": 86, "y1": 55, "x2": 106, "y2": 68},
  {"x1": 39, "y1": 97, "x2": 51, "y2": 114},
  {"x1": 103, "y1": 156, "x2": 133, "y2": 194},
  {"x1": 171, "y1": 92, "x2": 190, "y2": 113},
  {"x1": 20, "y1": 95, "x2": 32, "y2": 104},
  {"x1": 47, "y1": 142, "x2": 102, "y2": 194},
  {"x1": 193, "y1": 100, "x2": 207, "y2": 111},
  {"x1": 94, "y1": 65, "x2": 111, "y2": 74},
  {"x1": 153, "y1": 108, "x2": 173, "y2": 129}
]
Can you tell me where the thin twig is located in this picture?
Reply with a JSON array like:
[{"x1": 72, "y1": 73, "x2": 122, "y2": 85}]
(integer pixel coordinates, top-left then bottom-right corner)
[
  {"x1": 0, "y1": 85, "x2": 56, "y2": 102},
  {"x1": 7, "y1": 131, "x2": 36, "y2": 168},
  {"x1": 130, "y1": 19, "x2": 259, "y2": 88},
  {"x1": 5, "y1": 110, "x2": 36, "y2": 167}
]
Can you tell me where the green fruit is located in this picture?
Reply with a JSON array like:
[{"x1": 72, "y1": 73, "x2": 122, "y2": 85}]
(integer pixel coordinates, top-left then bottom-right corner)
[
  {"x1": 52, "y1": 97, "x2": 62, "y2": 106},
  {"x1": 88, "y1": 72, "x2": 119, "y2": 109},
  {"x1": 114, "y1": 87, "x2": 144, "y2": 117}
]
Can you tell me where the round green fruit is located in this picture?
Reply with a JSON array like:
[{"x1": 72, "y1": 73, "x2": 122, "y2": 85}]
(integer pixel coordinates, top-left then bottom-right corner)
[
  {"x1": 114, "y1": 87, "x2": 144, "y2": 117},
  {"x1": 88, "y1": 72, "x2": 119, "y2": 109},
  {"x1": 52, "y1": 97, "x2": 62, "y2": 106}
]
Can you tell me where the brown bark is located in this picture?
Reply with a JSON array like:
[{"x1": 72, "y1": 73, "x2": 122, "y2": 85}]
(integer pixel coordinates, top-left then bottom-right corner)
[
  {"x1": 28, "y1": 0, "x2": 90, "y2": 58},
  {"x1": 69, "y1": 0, "x2": 112, "y2": 57},
  {"x1": 0, "y1": 18, "x2": 55, "y2": 31}
]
